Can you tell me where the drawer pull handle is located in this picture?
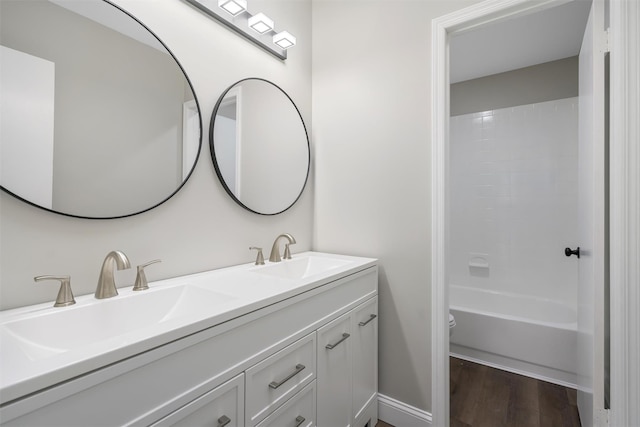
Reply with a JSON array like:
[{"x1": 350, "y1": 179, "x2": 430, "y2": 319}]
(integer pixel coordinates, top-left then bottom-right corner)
[
  {"x1": 358, "y1": 314, "x2": 377, "y2": 327},
  {"x1": 326, "y1": 332, "x2": 350, "y2": 350},
  {"x1": 269, "y1": 364, "x2": 306, "y2": 389},
  {"x1": 218, "y1": 415, "x2": 231, "y2": 427},
  {"x1": 295, "y1": 415, "x2": 306, "y2": 427}
]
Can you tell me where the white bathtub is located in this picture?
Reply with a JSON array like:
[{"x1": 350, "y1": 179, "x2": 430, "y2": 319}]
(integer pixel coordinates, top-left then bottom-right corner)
[{"x1": 449, "y1": 285, "x2": 577, "y2": 387}]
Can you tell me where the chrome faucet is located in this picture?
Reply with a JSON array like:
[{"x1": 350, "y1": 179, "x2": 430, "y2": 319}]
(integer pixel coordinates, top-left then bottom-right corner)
[
  {"x1": 269, "y1": 233, "x2": 296, "y2": 262},
  {"x1": 95, "y1": 250, "x2": 131, "y2": 299}
]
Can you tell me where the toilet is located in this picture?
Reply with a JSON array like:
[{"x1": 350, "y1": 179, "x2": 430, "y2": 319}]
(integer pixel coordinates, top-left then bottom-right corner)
[{"x1": 449, "y1": 312, "x2": 456, "y2": 337}]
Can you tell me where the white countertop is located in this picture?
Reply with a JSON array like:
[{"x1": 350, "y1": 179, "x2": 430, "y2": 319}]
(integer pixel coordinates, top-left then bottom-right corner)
[{"x1": 0, "y1": 252, "x2": 376, "y2": 405}]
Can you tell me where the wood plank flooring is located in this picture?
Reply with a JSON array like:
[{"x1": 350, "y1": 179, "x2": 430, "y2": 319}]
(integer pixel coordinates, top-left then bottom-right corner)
[
  {"x1": 376, "y1": 358, "x2": 580, "y2": 427},
  {"x1": 450, "y1": 357, "x2": 581, "y2": 427}
]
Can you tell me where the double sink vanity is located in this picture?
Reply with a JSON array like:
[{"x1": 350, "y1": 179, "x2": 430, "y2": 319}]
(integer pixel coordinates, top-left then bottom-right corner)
[
  {"x1": 0, "y1": 2, "x2": 374, "y2": 426},
  {"x1": 0, "y1": 252, "x2": 378, "y2": 427}
]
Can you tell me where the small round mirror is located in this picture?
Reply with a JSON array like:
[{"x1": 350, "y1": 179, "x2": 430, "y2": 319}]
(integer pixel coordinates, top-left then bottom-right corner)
[{"x1": 210, "y1": 79, "x2": 310, "y2": 215}]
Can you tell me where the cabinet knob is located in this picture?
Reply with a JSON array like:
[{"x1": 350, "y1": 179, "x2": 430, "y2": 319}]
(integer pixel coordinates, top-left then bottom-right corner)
[
  {"x1": 217, "y1": 415, "x2": 231, "y2": 427},
  {"x1": 295, "y1": 415, "x2": 306, "y2": 427}
]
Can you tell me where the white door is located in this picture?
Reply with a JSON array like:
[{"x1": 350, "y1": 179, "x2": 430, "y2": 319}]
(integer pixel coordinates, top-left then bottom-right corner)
[
  {"x1": 0, "y1": 46, "x2": 55, "y2": 209},
  {"x1": 577, "y1": 0, "x2": 607, "y2": 425},
  {"x1": 182, "y1": 99, "x2": 199, "y2": 181}
]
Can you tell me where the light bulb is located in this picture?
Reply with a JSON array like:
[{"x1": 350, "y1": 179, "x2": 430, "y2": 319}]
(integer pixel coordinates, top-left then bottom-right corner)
[
  {"x1": 248, "y1": 13, "x2": 274, "y2": 34},
  {"x1": 218, "y1": 0, "x2": 247, "y2": 16},
  {"x1": 273, "y1": 31, "x2": 296, "y2": 49}
]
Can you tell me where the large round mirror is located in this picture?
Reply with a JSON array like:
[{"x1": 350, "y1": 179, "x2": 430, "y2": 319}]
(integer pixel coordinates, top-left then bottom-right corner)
[
  {"x1": 0, "y1": 0, "x2": 202, "y2": 219},
  {"x1": 210, "y1": 78, "x2": 309, "y2": 215}
]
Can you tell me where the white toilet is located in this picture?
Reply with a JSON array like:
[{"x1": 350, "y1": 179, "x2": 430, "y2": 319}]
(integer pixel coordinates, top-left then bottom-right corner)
[{"x1": 449, "y1": 312, "x2": 456, "y2": 337}]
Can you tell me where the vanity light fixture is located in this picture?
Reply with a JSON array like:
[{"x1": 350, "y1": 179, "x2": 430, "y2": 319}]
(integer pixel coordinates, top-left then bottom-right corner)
[
  {"x1": 218, "y1": 0, "x2": 247, "y2": 16},
  {"x1": 187, "y1": 0, "x2": 295, "y2": 60},
  {"x1": 273, "y1": 31, "x2": 296, "y2": 49},
  {"x1": 248, "y1": 13, "x2": 274, "y2": 34}
]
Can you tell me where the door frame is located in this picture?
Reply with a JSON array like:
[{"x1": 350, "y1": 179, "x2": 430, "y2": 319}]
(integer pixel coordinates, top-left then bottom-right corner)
[
  {"x1": 607, "y1": 1, "x2": 640, "y2": 426},
  {"x1": 430, "y1": 1, "x2": 640, "y2": 426}
]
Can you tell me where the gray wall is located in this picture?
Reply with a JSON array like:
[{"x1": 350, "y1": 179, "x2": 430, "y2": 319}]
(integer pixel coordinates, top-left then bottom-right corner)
[
  {"x1": 451, "y1": 56, "x2": 578, "y2": 116},
  {"x1": 0, "y1": 0, "x2": 312, "y2": 309},
  {"x1": 312, "y1": 0, "x2": 484, "y2": 414}
]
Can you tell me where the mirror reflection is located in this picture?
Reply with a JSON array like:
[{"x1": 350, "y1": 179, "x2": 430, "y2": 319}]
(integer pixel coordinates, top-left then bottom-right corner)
[
  {"x1": 211, "y1": 79, "x2": 309, "y2": 215},
  {"x1": 0, "y1": 0, "x2": 201, "y2": 218}
]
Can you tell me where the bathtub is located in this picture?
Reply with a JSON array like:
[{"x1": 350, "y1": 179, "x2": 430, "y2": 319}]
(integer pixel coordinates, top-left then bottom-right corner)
[{"x1": 449, "y1": 285, "x2": 577, "y2": 387}]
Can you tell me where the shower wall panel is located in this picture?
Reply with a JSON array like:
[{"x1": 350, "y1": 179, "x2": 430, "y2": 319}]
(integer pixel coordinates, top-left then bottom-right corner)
[{"x1": 450, "y1": 97, "x2": 579, "y2": 306}]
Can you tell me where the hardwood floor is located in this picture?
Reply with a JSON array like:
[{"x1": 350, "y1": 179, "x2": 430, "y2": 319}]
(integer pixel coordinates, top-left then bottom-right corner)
[
  {"x1": 376, "y1": 358, "x2": 580, "y2": 427},
  {"x1": 450, "y1": 357, "x2": 581, "y2": 427}
]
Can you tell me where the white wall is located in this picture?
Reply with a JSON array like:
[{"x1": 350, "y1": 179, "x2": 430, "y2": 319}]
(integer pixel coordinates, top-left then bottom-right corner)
[
  {"x1": 0, "y1": 0, "x2": 312, "y2": 310},
  {"x1": 449, "y1": 98, "x2": 579, "y2": 306},
  {"x1": 312, "y1": 0, "x2": 484, "y2": 414}
]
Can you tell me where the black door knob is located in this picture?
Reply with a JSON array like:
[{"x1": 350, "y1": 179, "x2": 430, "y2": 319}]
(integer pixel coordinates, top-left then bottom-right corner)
[{"x1": 565, "y1": 247, "x2": 580, "y2": 258}]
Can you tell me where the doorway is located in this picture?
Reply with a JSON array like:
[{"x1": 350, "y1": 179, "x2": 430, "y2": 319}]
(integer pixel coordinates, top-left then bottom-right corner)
[{"x1": 430, "y1": 1, "x2": 612, "y2": 426}]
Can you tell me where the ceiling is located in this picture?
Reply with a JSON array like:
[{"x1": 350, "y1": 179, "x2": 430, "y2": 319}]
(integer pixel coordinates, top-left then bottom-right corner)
[
  {"x1": 49, "y1": 0, "x2": 165, "y2": 53},
  {"x1": 450, "y1": 0, "x2": 593, "y2": 83}
]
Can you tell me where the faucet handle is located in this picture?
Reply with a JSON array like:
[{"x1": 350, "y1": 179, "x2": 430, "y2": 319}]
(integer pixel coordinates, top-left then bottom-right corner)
[
  {"x1": 34, "y1": 275, "x2": 76, "y2": 307},
  {"x1": 133, "y1": 259, "x2": 161, "y2": 291},
  {"x1": 249, "y1": 247, "x2": 265, "y2": 265},
  {"x1": 283, "y1": 244, "x2": 292, "y2": 260}
]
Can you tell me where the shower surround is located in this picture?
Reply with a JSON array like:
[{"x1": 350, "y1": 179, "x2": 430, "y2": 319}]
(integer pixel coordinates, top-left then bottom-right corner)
[{"x1": 449, "y1": 97, "x2": 579, "y2": 386}]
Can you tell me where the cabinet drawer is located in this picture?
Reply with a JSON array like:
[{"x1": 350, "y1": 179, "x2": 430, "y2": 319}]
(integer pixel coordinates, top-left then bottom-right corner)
[
  {"x1": 256, "y1": 381, "x2": 316, "y2": 427},
  {"x1": 151, "y1": 373, "x2": 244, "y2": 427},
  {"x1": 246, "y1": 332, "x2": 316, "y2": 426}
]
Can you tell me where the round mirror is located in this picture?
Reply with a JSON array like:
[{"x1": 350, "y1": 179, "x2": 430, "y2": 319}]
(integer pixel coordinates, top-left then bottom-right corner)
[
  {"x1": 210, "y1": 79, "x2": 310, "y2": 215},
  {"x1": 0, "y1": 0, "x2": 202, "y2": 219}
]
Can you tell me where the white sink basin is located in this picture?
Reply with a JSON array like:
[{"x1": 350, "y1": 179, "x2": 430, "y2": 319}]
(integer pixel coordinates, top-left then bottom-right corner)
[
  {"x1": 250, "y1": 256, "x2": 352, "y2": 280},
  {"x1": 2, "y1": 284, "x2": 236, "y2": 361}
]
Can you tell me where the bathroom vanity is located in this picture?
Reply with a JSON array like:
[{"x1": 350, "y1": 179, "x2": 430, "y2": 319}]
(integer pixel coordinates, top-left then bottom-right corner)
[{"x1": 0, "y1": 252, "x2": 378, "y2": 427}]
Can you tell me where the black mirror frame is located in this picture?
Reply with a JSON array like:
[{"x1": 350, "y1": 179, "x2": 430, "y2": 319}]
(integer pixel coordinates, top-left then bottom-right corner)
[
  {"x1": 0, "y1": 0, "x2": 203, "y2": 220},
  {"x1": 209, "y1": 78, "x2": 310, "y2": 216}
]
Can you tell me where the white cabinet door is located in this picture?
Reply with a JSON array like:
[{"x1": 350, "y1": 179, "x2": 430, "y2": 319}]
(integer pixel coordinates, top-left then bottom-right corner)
[
  {"x1": 151, "y1": 374, "x2": 244, "y2": 427},
  {"x1": 317, "y1": 312, "x2": 352, "y2": 427},
  {"x1": 351, "y1": 296, "x2": 378, "y2": 422}
]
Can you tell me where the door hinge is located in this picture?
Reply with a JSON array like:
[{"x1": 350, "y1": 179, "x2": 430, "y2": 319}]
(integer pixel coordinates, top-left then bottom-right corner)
[{"x1": 603, "y1": 28, "x2": 611, "y2": 53}]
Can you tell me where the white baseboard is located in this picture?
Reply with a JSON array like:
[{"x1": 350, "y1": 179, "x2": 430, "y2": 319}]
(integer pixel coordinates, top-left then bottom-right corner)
[{"x1": 377, "y1": 393, "x2": 432, "y2": 427}]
